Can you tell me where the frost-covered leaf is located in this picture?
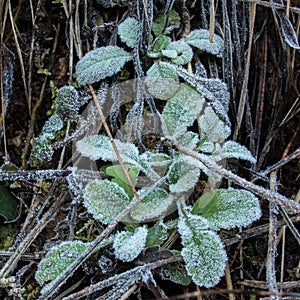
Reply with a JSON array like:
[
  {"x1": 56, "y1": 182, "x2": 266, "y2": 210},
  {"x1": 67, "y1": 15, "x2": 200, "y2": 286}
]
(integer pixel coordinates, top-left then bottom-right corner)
[
  {"x1": 221, "y1": 141, "x2": 256, "y2": 163},
  {"x1": 146, "y1": 61, "x2": 179, "y2": 100},
  {"x1": 162, "y1": 40, "x2": 193, "y2": 65},
  {"x1": 168, "y1": 158, "x2": 200, "y2": 193},
  {"x1": 52, "y1": 86, "x2": 79, "y2": 120},
  {"x1": 83, "y1": 179, "x2": 130, "y2": 224},
  {"x1": 113, "y1": 226, "x2": 148, "y2": 262},
  {"x1": 198, "y1": 106, "x2": 231, "y2": 143},
  {"x1": 131, "y1": 188, "x2": 174, "y2": 222},
  {"x1": 192, "y1": 189, "x2": 262, "y2": 230},
  {"x1": 35, "y1": 241, "x2": 88, "y2": 285},
  {"x1": 76, "y1": 46, "x2": 132, "y2": 85},
  {"x1": 141, "y1": 152, "x2": 172, "y2": 168},
  {"x1": 152, "y1": 36, "x2": 172, "y2": 53},
  {"x1": 178, "y1": 206, "x2": 227, "y2": 288},
  {"x1": 0, "y1": 186, "x2": 19, "y2": 223},
  {"x1": 118, "y1": 17, "x2": 139, "y2": 48},
  {"x1": 276, "y1": 10, "x2": 300, "y2": 50},
  {"x1": 163, "y1": 83, "x2": 205, "y2": 135},
  {"x1": 185, "y1": 29, "x2": 224, "y2": 57},
  {"x1": 76, "y1": 135, "x2": 139, "y2": 165}
]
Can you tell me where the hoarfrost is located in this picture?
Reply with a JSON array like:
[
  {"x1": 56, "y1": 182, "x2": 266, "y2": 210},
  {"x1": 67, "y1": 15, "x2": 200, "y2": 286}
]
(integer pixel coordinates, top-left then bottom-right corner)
[
  {"x1": 118, "y1": 17, "x2": 139, "y2": 48},
  {"x1": 76, "y1": 46, "x2": 132, "y2": 85},
  {"x1": 162, "y1": 40, "x2": 193, "y2": 65},
  {"x1": 221, "y1": 141, "x2": 256, "y2": 163},
  {"x1": 35, "y1": 241, "x2": 88, "y2": 285},
  {"x1": 76, "y1": 135, "x2": 139, "y2": 164},
  {"x1": 185, "y1": 29, "x2": 224, "y2": 58},
  {"x1": 178, "y1": 206, "x2": 227, "y2": 288},
  {"x1": 83, "y1": 179, "x2": 130, "y2": 224},
  {"x1": 202, "y1": 189, "x2": 262, "y2": 230},
  {"x1": 113, "y1": 226, "x2": 148, "y2": 262},
  {"x1": 146, "y1": 62, "x2": 180, "y2": 100},
  {"x1": 131, "y1": 188, "x2": 174, "y2": 222},
  {"x1": 168, "y1": 159, "x2": 200, "y2": 193},
  {"x1": 198, "y1": 106, "x2": 231, "y2": 143}
]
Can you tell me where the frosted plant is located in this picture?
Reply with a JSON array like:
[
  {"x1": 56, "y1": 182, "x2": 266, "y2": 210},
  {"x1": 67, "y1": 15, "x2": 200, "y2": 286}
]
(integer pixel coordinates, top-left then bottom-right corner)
[
  {"x1": 118, "y1": 17, "x2": 139, "y2": 48},
  {"x1": 76, "y1": 46, "x2": 132, "y2": 85},
  {"x1": 161, "y1": 40, "x2": 193, "y2": 65},
  {"x1": 185, "y1": 29, "x2": 224, "y2": 58},
  {"x1": 113, "y1": 226, "x2": 148, "y2": 262}
]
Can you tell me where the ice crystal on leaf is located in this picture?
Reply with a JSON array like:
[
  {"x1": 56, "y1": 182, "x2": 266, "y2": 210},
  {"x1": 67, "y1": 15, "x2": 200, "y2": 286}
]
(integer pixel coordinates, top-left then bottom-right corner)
[
  {"x1": 185, "y1": 29, "x2": 224, "y2": 58},
  {"x1": 163, "y1": 83, "x2": 205, "y2": 135},
  {"x1": 178, "y1": 206, "x2": 227, "y2": 288},
  {"x1": 198, "y1": 106, "x2": 231, "y2": 143},
  {"x1": 221, "y1": 141, "x2": 256, "y2": 163},
  {"x1": 192, "y1": 189, "x2": 262, "y2": 230},
  {"x1": 35, "y1": 241, "x2": 88, "y2": 286},
  {"x1": 83, "y1": 179, "x2": 130, "y2": 224},
  {"x1": 162, "y1": 40, "x2": 193, "y2": 65},
  {"x1": 52, "y1": 86, "x2": 79, "y2": 120},
  {"x1": 146, "y1": 61, "x2": 179, "y2": 100},
  {"x1": 113, "y1": 226, "x2": 148, "y2": 262},
  {"x1": 76, "y1": 46, "x2": 132, "y2": 85},
  {"x1": 168, "y1": 158, "x2": 200, "y2": 193},
  {"x1": 131, "y1": 188, "x2": 174, "y2": 222},
  {"x1": 118, "y1": 17, "x2": 139, "y2": 48},
  {"x1": 158, "y1": 264, "x2": 191, "y2": 285},
  {"x1": 76, "y1": 135, "x2": 139, "y2": 164}
]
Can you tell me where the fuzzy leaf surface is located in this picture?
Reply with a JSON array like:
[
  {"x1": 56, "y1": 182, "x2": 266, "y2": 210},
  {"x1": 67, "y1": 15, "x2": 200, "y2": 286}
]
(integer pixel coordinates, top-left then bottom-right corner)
[
  {"x1": 113, "y1": 226, "x2": 148, "y2": 262},
  {"x1": 185, "y1": 29, "x2": 224, "y2": 57},
  {"x1": 76, "y1": 46, "x2": 132, "y2": 85},
  {"x1": 192, "y1": 189, "x2": 262, "y2": 230},
  {"x1": 83, "y1": 179, "x2": 130, "y2": 224},
  {"x1": 118, "y1": 17, "x2": 139, "y2": 48},
  {"x1": 178, "y1": 206, "x2": 227, "y2": 288}
]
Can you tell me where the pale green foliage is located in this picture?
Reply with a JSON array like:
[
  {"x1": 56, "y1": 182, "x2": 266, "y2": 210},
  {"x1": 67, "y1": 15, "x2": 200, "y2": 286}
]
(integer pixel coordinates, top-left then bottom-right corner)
[
  {"x1": 35, "y1": 241, "x2": 88, "y2": 285},
  {"x1": 185, "y1": 29, "x2": 224, "y2": 58},
  {"x1": 148, "y1": 35, "x2": 172, "y2": 58},
  {"x1": 162, "y1": 40, "x2": 193, "y2": 65},
  {"x1": 76, "y1": 46, "x2": 132, "y2": 85},
  {"x1": 178, "y1": 206, "x2": 227, "y2": 288},
  {"x1": 83, "y1": 179, "x2": 130, "y2": 224},
  {"x1": 168, "y1": 158, "x2": 200, "y2": 193},
  {"x1": 146, "y1": 61, "x2": 179, "y2": 100},
  {"x1": 131, "y1": 188, "x2": 173, "y2": 222},
  {"x1": 162, "y1": 83, "x2": 205, "y2": 135},
  {"x1": 192, "y1": 189, "x2": 262, "y2": 230},
  {"x1": 113, "y1": 226, "x2": 148, "y2": 262},
  {"x1": 198, "y1": 106, "x2": 231, "y2": 143},
  {"x1": 221, "y1": 141, "x2": 256, "y2": 163},
  {"x1": 118, "y1": 17, "x2": 139, "y2": 48},
  {"x1": 76, "y1": 135, "x2": 139, "y2": 164},
  {"x1": 152, "y1": 10, "x2": 180, "y2": 36}
]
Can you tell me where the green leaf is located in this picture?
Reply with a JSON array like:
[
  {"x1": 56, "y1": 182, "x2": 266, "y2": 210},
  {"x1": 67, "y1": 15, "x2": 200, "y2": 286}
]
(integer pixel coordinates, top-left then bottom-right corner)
[
  {"x1": 83, "y1": 179, "x2": 130, "y2": 224},
  {"x1": 35, "y1": 241, "x2": 88, "y2": 285},
  {"x1": 178, "y1": 206, "x2": 227, "y2": 288},
  {"x1": 191, "y1": 191, "x2": 220, "y2": 217},
  {"x1": 118, "y1": 17, "x2": 139, "y2": 48},
  {"x1": 163, "y1": 83, "x2": 205, "y2": 135},
  {"x1": 168, "y1": 158, "x2": 200, "y2": 193},
  {"x1": 0, "y1": 186, "x2": 19, "y2": 223},
  {"x1": 131, "y1": 188, "x2": 174, "y2": 222},
  {"x1": 113, "y1": 226, "x2": 148, "y2": 262},
  {"x1": 152, "y1": 10, "x2": 180, "y2": 36},
  {"x1": 152, "y1": 35, "x2": 171, "y2": 53},
  {"x1": 146, "y1": 61, "x2": 180, "y2": 100},
  {"x1": 192, "y1": 189, "x2": 262, "y2": 230},
  {"x1": 221, "y1": 141, "x2": 256, "y2": 163},
  {"x1": 76, "y1": 46, "x2": 132, "y2": 85},
  {"x1": 106, "y1": 164, "x2": 139, "y2": 198},
  {"x1": 158, "y1": 263, "x2": 191, "y2": 285},
  {"x1": 162, "y1": 40, "x2": 193, "y2": 65},
  {"x1": 146, "y1": 221, "x2": 169, "y2": 247},
  {"x1": 185, "y1": 29, "x2": 224, "y2": 58}
]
